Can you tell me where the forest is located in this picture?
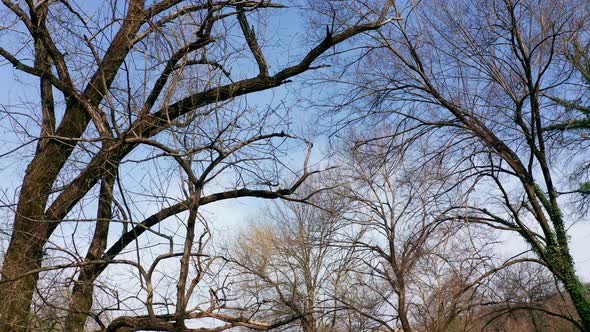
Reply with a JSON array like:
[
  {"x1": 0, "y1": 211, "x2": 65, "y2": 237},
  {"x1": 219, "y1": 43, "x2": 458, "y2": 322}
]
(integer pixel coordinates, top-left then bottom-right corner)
[{"x1": 0, "y1": 0, "x2": 589, "y2": 331}]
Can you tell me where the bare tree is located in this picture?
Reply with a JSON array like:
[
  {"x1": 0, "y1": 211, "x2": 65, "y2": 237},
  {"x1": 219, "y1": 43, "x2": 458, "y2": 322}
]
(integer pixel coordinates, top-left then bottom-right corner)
[
  {"x1": 230, "y1": 186, "x2": 348, "y2": 332},
  {"x1": 320, "y1": 0, "x2": 590, "y2": 329},
  {"x1": 477, "y1": 262, "x2": 582, "y2": 331},
  {"x1": 0, "y1": 0, "x2": 395, "y2": 330},
  {"x1": 330, "y1": 136, "x2": 491, "y2": 332}
]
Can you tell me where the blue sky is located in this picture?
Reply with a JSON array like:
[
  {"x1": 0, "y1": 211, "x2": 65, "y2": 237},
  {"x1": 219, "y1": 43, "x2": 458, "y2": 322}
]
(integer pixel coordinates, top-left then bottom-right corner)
[{"x1": 1, "y1": 4, "x2": 590, "y2": 328}]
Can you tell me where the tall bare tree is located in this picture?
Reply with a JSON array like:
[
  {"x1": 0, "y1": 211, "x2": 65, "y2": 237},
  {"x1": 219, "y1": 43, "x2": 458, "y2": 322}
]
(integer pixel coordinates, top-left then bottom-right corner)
[
  {"x1": 330, "y1": 136, "x2": 491, "y2": 332},
  {"x1": 231, "y1": 195, "x2": 346, "y2": 332},
  {"x1": 321, "y1": 0, "x2": 590, "y2": 329},
  {"x1": 0, "y1": 0, "x2": 395, "y2": 330}
]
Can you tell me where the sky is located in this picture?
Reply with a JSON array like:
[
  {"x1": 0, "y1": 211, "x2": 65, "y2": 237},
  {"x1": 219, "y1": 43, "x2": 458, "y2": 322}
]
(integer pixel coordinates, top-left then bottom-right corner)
[{"x1": 1, "y1": 1, "x2": 590, "y2": 328}]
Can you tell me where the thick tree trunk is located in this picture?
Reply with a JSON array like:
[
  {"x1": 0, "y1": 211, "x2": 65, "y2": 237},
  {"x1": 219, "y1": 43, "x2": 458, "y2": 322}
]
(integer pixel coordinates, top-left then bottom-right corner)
[
  {"x1": 545, "y1": 199, "x2": 590, "y2": 331},
  {"x1": 0, "y1": 220, "x2": 49, "y2": 331},
  {"x1": 65, "y1": 280, "x2": 95, "y2": 331},
  {"x1": 0, "y1": 156, "x2": 54, "y2": 331},
  {"x1": 0, "y1": 2, "x2": 145, "y2": 328},
  {"x1": 560, "y1": 261, "x2": 590, "y2": 331},
  {"x1": 65, "y1": 173, "x2": 116, "y2": 331}
]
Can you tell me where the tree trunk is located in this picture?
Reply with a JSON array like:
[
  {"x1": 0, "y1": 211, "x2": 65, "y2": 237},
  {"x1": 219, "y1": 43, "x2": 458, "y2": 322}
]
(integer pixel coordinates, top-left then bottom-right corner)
[
  {"x1": 0, "y1": 220, "x2": 49, "y2": 331},
  {"x1": 398, "y1": 286, "x2": 412, "y2": 332},
  {"x1": 65, "y1": 172, "x2": 116, "y2": 331},
  {"x1": 302, "y1": 319, "x2": 317, "y2": 332},
  {"x1": 560, "y1": 261, "x2": 590, "y2": 331},
  {"x1": 0, "y1": 1, "x2": 145, "y2": 327},
  {"x1": 175, "y1": 190, "x2": 201, "y2": 331},
  {"x1": 66, "y1": 279, "x2": 95, "y2": 331},
  {"x1": 0, "y1": 157, "x2": 54, "y2": 331}
]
